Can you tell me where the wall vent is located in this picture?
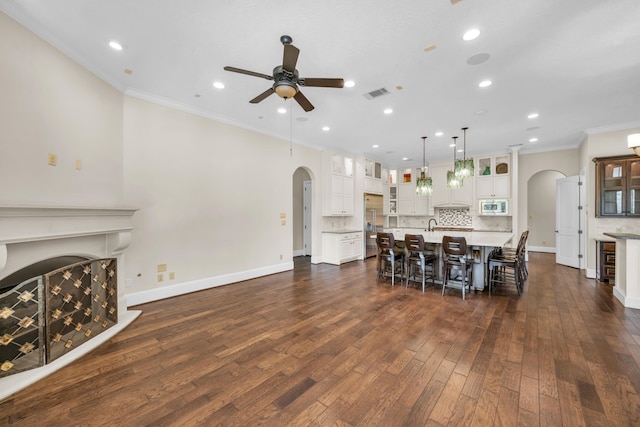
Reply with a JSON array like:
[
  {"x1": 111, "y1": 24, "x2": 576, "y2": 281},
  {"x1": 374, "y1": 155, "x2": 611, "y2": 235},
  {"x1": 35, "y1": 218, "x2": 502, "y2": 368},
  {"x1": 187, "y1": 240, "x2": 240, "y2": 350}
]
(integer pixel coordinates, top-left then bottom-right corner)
[{"x1": 363, "y1": 87, "x2": 390, "y2": 100}]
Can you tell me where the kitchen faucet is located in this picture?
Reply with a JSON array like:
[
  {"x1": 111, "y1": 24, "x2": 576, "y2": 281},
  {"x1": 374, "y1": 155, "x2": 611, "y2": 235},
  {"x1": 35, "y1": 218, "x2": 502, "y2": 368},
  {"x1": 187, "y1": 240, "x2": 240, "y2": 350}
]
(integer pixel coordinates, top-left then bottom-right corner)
[{"x1": 428, "y1": 218, "x2": 438, "y2": 232}]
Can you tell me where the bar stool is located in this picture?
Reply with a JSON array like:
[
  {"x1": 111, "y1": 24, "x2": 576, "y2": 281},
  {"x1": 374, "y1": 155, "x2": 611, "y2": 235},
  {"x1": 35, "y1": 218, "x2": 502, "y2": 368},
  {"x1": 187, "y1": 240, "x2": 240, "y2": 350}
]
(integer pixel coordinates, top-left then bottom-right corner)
[
  {"x1": 404, "y1": 234, "x2": 436, "y2": 292},
  {"x1": 487, "y1": 230, "x2": 528, "y2": 295},
  {"x1": 376, "y1": 232, "x2": 404, "y2": 286},
  {"x1": 441, "y1": 236, "x2": 473, "y2": 300}
]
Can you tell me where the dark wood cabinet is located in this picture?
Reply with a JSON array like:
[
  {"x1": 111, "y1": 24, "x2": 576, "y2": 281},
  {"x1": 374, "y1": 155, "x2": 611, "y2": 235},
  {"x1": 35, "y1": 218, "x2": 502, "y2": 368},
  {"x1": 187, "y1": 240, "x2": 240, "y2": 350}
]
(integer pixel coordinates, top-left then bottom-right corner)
[
  {"x1": 594, "y1": 155, "x2": 640, "y2": 217},
  {"x1": 597, "y1": 241, "x2": 616, "y2": 282}
]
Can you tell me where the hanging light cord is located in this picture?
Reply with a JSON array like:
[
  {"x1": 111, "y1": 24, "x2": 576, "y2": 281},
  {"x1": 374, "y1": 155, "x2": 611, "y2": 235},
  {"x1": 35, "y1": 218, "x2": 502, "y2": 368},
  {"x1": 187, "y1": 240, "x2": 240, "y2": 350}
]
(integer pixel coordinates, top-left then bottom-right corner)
[{"x1": 290, "y1": 101, "x2": 293, "y2": 157}]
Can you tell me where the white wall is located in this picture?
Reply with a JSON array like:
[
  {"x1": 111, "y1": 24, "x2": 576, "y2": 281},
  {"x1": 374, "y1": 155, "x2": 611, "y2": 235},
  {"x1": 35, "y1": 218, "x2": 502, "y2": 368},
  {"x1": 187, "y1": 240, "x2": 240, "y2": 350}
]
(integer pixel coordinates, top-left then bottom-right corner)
[
  {"x1": 122, "y1": 96, "x2": 324, "y2": 297},
  {"x1": 0, "y1": 12, "x2": 124, "y2": 206},
  {"x1": 517, "y1": 149, "x2": 580, "y2": 249}
]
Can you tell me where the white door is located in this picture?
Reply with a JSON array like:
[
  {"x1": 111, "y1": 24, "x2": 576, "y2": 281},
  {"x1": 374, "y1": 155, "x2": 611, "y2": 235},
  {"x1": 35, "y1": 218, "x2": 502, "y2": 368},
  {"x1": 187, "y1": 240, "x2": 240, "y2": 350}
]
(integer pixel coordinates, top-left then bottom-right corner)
[
  {"x1": 303, "y1": 181, "x2": 312, "y2": 256},
  {"x1": 556, "y1": 175, "x2": 582, "y2": 268}
]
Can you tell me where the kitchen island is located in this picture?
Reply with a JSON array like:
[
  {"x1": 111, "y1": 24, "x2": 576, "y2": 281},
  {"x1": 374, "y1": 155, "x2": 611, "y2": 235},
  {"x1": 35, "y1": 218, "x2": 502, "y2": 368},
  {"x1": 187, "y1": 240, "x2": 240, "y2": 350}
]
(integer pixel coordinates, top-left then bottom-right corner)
[
  {"x1": 603, "y1": 232, "x2": 640, "y2": 309},
  {"x1": 387, "y1": 228, "x2": 514, "y2": 290}
]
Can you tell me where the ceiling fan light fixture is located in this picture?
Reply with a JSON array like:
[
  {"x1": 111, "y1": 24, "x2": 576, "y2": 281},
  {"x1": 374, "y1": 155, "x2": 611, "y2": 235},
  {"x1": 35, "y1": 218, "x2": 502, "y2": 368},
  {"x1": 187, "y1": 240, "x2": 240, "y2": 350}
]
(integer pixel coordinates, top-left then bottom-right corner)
[{"x1": 274, "y1": 82, "x2": 297, "y2": 99}]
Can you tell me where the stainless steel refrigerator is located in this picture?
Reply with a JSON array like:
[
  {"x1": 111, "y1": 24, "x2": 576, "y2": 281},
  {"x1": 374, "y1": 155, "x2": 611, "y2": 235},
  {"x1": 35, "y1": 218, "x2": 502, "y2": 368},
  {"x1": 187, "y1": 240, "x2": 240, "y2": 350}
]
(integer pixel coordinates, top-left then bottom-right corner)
[{"x1": 364, "y1": 194, "x2": 384, "y2": 258}]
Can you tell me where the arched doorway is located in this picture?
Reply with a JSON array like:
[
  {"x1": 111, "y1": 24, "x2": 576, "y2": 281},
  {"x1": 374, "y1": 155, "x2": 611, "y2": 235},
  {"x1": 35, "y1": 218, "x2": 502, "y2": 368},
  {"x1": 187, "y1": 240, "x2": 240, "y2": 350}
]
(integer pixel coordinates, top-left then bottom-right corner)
[{"x1": 527, "y1": 170, "x2": 566, "y2": 252}]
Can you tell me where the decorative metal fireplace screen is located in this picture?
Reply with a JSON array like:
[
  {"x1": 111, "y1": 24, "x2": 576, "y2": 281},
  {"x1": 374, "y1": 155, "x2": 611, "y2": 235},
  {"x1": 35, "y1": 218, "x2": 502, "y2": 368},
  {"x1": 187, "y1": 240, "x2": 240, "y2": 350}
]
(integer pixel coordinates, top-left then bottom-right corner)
[{"x1": 0, "y1": 258, "x2": 118, "y2": 378}]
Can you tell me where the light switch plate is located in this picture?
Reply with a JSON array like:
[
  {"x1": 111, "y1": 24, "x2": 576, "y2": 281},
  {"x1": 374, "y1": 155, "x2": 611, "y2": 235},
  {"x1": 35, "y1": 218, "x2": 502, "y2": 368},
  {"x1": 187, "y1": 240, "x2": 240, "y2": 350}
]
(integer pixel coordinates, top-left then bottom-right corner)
[{"x1": 157, "y1": 263, "x2": 167, "y2": 272}]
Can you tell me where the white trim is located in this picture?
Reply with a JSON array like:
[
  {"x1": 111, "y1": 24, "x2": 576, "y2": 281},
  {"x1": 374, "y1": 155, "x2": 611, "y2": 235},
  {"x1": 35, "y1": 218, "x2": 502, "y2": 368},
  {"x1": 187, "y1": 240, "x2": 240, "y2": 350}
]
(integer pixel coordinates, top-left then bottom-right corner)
[
  {"x1": 585, "y1": 121, "x2": 640, "y2": 135},
  {"x1": 527, "y1": 246, "x2": 556, "y2": 253},
  {"x1": 612, "y1": 286, "x2": 640, "y2": 309},
  {"x1": 0, "y1": 310, "x2": 141, "y2": 402},
  {"x1": 586, "y1": 268, "x2": 597, "y2": 279},
  {"x1": 293, "y1": 249, "x2": 305, "y2": 257},
  {"x1": 311, "y1": 255, "x2": 323, "y2": 264},
  {"x1": 126, "y1": 262, "x2": 294, "y2": 306}
]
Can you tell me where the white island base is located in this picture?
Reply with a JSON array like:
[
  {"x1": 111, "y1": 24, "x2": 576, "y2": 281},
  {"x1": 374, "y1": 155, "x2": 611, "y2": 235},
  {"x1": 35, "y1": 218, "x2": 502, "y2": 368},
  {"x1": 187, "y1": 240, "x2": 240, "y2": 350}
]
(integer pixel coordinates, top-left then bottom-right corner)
[{"x1": 604, "y1": 233, "x2": 640, "y2": 309}]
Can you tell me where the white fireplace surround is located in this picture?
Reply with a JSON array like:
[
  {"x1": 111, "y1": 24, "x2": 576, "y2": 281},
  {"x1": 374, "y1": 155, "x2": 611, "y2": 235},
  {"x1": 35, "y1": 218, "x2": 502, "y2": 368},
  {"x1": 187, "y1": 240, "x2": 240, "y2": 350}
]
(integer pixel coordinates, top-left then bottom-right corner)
[{"x1": 0, "y1": 205, "x2": 140, "y2": 402}]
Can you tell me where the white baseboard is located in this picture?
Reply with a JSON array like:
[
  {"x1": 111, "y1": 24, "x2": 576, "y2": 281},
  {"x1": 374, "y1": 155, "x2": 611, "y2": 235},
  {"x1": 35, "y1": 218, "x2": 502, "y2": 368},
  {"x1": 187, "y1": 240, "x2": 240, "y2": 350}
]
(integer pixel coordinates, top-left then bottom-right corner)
[
  {"x1": 0, "y1": 310, "x2": 141, "y2": 402},
  {"x1": 311, "y1": 255, "x2": 323, "y2": 264},
  {"x1": 126, "y1": 262, "x2": 294, "y2": 307},
  {"x1": 293, "y1": 249, "x2": 305, "y2": 257},
  {"x1": 586, "y1": 268, "x2": 597, "y2": 279},
  {"x1": 613, "y1": 286, "x2": 640, "y2": 309},
  {"x1": 528, "y1": 246, "x2": 556, "y2": 253}
]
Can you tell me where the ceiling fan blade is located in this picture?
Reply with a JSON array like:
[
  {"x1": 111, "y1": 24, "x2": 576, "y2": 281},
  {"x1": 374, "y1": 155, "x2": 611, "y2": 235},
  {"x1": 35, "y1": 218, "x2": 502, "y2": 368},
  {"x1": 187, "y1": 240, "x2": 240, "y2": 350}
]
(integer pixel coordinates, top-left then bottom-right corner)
[
  {"x1": 282, "y1": 44, "x2": 300, "y2": 72},
  {"x1": 294, "y1": 91, "x2": 314, "y2": 112},
  {"x1": 299, "y1": 78, "x2": 345, "y2": 88},
  {"x1": 250, "y1": 88, "x2": 275, "y2": 104},
  {"x1": 224, "y1": 66, "x2": 273, "y2": 80}
]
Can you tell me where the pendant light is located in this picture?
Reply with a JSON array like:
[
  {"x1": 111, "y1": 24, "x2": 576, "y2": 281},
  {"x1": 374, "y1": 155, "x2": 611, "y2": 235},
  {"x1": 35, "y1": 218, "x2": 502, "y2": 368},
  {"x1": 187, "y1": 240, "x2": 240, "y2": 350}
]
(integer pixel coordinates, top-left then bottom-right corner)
[
  {"x1": 455, "y1": 127, "x2": 474, "y2": 179},
  {"x1": 416, "y1": 136, "x2": 433, "y2": 195},
  {"x1": 447, "y1": 136, "x2": 462, "y2": 188}
]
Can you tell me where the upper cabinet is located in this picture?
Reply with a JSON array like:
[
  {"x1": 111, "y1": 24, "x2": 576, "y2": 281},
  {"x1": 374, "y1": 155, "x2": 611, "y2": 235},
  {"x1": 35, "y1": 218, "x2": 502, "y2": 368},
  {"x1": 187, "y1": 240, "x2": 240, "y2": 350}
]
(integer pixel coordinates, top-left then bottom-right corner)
[
  {"x1": 430, "y1": 165, "x2": 474, "y2": 208},
  {"x1": 323, "y1": 152, "x2": 354, "y2": 216},
  {"x1": 595, "y1": 155, "x2": 640, "y2": 217},
  {"x1": 397, "y1": 169, "x2": 430, "y2": 215},
  {"x1": 364, "y1": 159, "x2": 383, "y2": 194},
  {"x1": 476, "y1": 154, "x2": 511, "y2": 199}
]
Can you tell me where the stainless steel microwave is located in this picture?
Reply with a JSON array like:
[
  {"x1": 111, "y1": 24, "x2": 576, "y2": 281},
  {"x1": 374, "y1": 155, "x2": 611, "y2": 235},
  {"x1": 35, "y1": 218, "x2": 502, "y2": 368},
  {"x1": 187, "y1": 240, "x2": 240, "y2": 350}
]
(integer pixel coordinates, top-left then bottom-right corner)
[{"x1": 479, "y1": 199, "x2": 509, "y2": 215}]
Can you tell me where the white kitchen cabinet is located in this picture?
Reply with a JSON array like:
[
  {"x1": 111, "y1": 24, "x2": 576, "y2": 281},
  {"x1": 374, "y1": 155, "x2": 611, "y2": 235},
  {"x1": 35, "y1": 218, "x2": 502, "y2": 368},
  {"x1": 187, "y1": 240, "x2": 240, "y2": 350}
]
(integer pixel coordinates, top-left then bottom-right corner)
[
  {"x1": 322, "y1": 231, "x2": 363, "y2": 265},
  {"x1": 430, "y1": 165, "x2": 474, "y2": 208},
  {"x1": 323, "y1": 152, "x2": 354, "y2": 215},
  {"x1": 476, "y1": 154, "x2": 511, "y2": 199},
  {"x1": 398, "y1": 182, "x2": 429, "y2": 215},
  {"x1": 364, "y1": 159, "x2": 383, "y2": 195}
]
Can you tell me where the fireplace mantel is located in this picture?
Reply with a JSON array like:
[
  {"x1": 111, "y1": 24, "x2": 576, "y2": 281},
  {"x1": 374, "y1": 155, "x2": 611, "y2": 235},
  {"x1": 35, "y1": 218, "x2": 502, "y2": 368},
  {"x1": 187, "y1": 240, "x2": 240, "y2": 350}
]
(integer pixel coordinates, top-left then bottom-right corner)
[{"x1": 0, "y1": 205, "x2": 140, "y2": 402}]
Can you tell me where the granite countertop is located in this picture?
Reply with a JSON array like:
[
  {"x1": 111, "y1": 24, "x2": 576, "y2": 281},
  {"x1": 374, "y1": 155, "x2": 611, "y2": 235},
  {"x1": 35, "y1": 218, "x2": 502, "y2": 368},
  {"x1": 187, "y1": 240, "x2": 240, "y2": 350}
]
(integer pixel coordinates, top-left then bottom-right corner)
[{"x1": 603, "y1": 232, "x2": 640, "y2": 240}]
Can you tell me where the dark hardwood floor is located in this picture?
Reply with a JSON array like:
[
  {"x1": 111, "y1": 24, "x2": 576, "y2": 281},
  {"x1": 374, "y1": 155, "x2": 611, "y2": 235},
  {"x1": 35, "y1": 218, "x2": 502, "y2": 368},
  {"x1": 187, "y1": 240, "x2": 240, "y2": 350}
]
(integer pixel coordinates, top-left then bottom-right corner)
[{"x1": 2, "y1": 253, "x2": 640, "y2": 426}]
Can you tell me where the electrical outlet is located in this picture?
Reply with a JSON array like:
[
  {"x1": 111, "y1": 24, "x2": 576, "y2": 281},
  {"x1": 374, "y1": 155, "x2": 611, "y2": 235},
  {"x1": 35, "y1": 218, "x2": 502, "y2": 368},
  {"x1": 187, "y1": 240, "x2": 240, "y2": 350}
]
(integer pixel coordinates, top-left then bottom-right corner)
[
  {"x1": 125, "y1": 278, "x2": 132, "y2": 288},
  {"x1": 48, "y1": 153, "x2": 57, "y2": 166},
  {"x1": 169, "y1": 272, "x2": 175, "y2": 280},
  {"x1": 157, "y1": 274, "x2": 164, "y2": 282},
  {"x1": 280, "y1": 254, "x2": 283, "y2": 260},
  {"x1": 281, "y1": 219, "x2": 286, "y2": 225},
  {"x1": 75, "y1": 160, "x2": 81, "y2": 170}
]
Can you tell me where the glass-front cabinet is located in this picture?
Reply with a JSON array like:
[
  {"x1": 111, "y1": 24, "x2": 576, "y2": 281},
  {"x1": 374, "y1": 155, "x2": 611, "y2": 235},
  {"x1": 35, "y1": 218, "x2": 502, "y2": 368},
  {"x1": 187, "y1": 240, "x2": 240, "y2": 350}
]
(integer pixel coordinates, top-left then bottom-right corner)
[{"x1": 595, "y1": 155, "x2": 640, "y2": 217}]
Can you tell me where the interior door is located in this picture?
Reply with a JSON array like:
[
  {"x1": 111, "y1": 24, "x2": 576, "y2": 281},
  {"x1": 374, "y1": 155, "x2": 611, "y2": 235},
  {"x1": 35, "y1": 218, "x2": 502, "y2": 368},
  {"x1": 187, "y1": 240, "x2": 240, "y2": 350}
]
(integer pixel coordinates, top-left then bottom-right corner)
[{"x1": 556, "y1": 175, "x2": 582, "y2": 268}]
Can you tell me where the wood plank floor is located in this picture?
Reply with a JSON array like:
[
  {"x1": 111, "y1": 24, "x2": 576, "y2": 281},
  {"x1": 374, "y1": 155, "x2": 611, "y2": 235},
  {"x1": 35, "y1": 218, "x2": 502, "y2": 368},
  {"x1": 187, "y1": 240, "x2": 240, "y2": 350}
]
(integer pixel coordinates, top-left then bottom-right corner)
[{"x1": 2, "y1": 252, "x2": 640, "y2": 426}]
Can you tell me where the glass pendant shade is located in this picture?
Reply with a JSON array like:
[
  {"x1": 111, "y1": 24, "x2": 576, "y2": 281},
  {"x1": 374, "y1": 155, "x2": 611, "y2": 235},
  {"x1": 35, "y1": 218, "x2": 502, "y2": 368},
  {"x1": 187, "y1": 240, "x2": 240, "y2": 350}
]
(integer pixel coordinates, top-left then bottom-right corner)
[
  {"x1": 455, "y1": 127, "x2": 474, "y2": 178},
  {"x1": 455, "y1": 158, "x2": 475, "y2": 178},
  {"x1": 447, "y1": 170, "x2": 462, "y2": 188},
  {"x1": 416, "y1": 170, "x2": 433, "y2": 195},
  {"x1": 416, "y1": 136, "x2": 432, "y2": 195}
]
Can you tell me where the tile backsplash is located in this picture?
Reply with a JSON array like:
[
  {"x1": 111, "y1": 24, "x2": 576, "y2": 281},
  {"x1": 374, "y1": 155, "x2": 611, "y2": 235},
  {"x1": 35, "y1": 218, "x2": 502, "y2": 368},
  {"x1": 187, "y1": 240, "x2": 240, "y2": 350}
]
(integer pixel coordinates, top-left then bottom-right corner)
[{"x1": 438, "y1": 208, "x2": 472, "y2": 227}]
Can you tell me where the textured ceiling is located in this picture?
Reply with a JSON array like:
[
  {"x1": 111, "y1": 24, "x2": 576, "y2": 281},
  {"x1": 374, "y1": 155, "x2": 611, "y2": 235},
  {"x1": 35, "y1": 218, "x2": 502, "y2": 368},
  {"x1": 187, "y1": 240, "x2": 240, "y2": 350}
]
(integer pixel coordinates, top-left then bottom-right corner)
[{"x1": 2, "y1": 0, "x2": 640, "y2": 167}]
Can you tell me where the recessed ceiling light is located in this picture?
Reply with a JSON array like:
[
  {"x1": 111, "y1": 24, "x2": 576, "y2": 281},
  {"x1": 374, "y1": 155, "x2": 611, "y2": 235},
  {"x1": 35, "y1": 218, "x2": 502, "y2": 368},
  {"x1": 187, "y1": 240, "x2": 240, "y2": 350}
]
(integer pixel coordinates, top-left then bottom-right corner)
[
  {"x1": 475, "y1": 110, "x2": 488, "y2": 115},
  {"x1": 457, "y1": 149, "x2": 463, "y2": 153},
  {"x1": 528, "y1": 113, "x2": 539, "y2": 119},
  {"x1": 124, "y1": 69, "x2": 133, "y2": 75},
  {"x1": 372, "y1": 144, "x2": 379, "y2": 148},
  {"x1": 108, "y1": 40, "x2": 123, "y2": 51},
  {"x1": 463, "y1": 29, "x2": 480, "y2": 41},
  {"x1": 384, "y1": 108, "x2": 393, "y2": 114},
  {"x1": 277, "y1": 107, "x2": 287, "y2": 114},
  {"x1": 344, "y1": 80, "x2": 355, "y2": 88},
  {"x1": 212, "y1": 81, "x2": 225, "y2": 89},
  {"x1": 529, "y1": 138, "x2": 538, "y2": 143},
  {"x1": 402, "y1": 157, "x2": 412, "y2": 161},
  {"x1": 449, "y1": 143, "x2": 456, "y2": 147},
  {"x1": 322, "y1": 126, "x2": 330, "y2": 131},
  {"x1": 478, "y1": 80, "x2": 492, "y2": 88},
  {"x1": 435, "y1": 131, "x2": 444, "y2": 136}
]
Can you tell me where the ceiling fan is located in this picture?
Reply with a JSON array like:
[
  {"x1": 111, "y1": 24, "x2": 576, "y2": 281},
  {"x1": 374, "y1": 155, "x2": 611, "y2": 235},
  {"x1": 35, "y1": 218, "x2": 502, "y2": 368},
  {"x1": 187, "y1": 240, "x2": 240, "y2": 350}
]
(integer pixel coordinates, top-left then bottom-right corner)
[{"x1": 224, "y1": 35, "x2": 345, "y2": 112}]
